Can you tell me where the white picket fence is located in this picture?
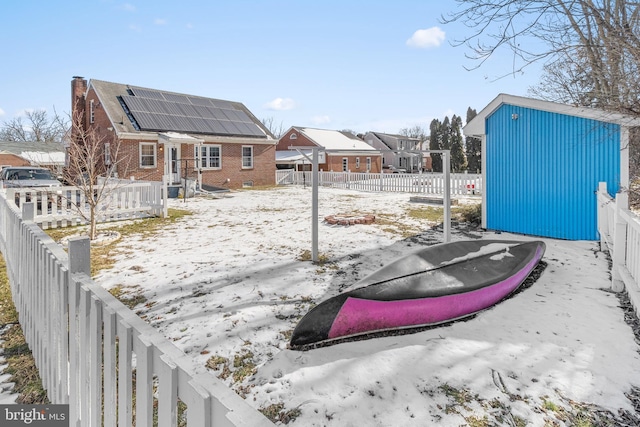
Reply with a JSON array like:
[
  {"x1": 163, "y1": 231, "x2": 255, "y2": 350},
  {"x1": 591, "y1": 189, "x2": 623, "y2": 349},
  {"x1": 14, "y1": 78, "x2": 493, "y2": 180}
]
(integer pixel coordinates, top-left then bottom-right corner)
[
  {"x1": 597, "y1": 182, "x2": 640, "y2": 315},
  {"x1": 4, "y1": 181, "x2": 165, "y2": 230},
  {"x1": 275, "y1": 170, "x2": 482, "y2": 195},
  {"x1": 0, "y1": 194, "x2": 274, "y2": 426}
]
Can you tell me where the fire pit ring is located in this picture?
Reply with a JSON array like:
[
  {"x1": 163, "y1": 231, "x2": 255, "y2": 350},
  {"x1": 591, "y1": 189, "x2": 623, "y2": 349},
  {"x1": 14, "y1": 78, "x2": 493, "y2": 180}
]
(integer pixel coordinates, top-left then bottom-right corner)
[{"x1": 324, "y1": 213, "x2": 376, "y2": 226}]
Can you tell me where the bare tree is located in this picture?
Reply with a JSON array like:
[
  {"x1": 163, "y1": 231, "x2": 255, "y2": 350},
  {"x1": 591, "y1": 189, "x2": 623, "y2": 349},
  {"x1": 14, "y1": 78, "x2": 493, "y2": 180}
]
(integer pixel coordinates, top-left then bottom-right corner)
[
  {"x1": 64, "y1": 111, "x2": 132, "y2": 240},
  {"x1": 261, "y1": 116, "x2": 286, "y2": 138},
  {"x1": 442, "y1": 0, "x2": 640, "y2": 204},
  {"x1": 0, "y1": 108, "x2": 69, "y2": 143},
  {"x1": 399, "y1": 125, "x2": 428, "y2": 144}
]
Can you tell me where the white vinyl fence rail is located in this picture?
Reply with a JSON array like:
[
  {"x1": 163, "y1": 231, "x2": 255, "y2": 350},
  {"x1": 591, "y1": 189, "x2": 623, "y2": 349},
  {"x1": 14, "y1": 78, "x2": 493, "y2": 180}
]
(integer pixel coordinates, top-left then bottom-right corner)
[
  {"x1": 597, "y1": 182, "x2": 640, "y2": 316},
  {"x1": 276, "y1": 170, "x2": 482, "y2": 195},
  {"x1": 0, "y1": 194, "x2": 274, "y2": 426},
  {"x1": 5, "y1": 180, "x2": 165, "y2": 230}
]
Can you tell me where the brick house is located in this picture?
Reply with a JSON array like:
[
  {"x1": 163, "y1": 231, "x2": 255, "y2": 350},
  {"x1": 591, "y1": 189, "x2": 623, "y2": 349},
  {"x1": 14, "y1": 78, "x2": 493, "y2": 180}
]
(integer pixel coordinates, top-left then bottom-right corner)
[
  {"x1": 70, "y1": 77, "x2": 277, "y2": 190},
  {"x1": 276, "y1": 126, "x2": 381, "y2": 172}
]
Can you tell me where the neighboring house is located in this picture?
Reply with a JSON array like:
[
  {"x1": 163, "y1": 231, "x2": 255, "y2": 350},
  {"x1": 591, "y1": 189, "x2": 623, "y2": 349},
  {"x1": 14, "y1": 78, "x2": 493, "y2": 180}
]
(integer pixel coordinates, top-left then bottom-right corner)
[
  {"x1": 464, "y1": 93, "x2": 640, "y2": 240},
  {"x1": 70, "y1": 76, "x2": 277, "y2": 189},
  {"x1": 0, "y1": 140, "x2": 66, "y2": 175},
  {"x1": 276, "y1": 127, "x2": 381, "y2": 172},
  {"x1": 363, "y1": 132, "x2": 429, "y2": 172}
]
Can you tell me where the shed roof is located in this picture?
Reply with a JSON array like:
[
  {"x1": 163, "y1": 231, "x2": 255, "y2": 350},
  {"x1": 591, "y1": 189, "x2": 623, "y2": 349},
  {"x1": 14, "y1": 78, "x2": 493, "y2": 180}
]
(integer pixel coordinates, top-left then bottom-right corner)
[{"x1": 464, "y1": 93, "x2": 640, "y2": 136}]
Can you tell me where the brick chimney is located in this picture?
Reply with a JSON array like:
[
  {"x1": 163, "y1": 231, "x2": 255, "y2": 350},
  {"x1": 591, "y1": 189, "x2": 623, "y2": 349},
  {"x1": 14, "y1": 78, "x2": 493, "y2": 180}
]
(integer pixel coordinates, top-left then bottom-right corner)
[{"x1": 71, "y1": 76, "x2": 87, "y2": 141}]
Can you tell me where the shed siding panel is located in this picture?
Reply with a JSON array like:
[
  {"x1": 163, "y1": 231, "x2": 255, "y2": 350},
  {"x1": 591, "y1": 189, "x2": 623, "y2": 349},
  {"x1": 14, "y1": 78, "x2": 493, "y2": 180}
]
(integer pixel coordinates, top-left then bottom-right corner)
[{"x1": 486, "y1": 104, "x2": 620, "y2": 240}]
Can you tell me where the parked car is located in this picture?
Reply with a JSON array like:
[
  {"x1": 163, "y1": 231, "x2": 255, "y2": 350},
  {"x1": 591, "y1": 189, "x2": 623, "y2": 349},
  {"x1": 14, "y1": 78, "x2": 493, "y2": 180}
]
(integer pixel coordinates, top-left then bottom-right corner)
[
  {"x1": 1, "y1": 166, "x2": 63, "y2": 212},
  {"x1": 382, "y1": 165, "x2": 407, "y2": 173},
  {"x1": 1, "y1": 166, "x2": 63, "y2": 188}
]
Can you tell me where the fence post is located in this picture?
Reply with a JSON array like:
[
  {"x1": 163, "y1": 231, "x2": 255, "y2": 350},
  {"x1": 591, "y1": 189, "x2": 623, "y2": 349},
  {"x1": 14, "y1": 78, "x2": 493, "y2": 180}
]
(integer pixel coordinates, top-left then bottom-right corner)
[
  {"x1": 162, "y1": 175, "x2": 169, "y2": 218},
  {"x1": 597, "y1": 182, "x2": 608, "y2": 249},
  {"x1": 69, "y1": 237, "x2": 91, "y2": 277},
  {"x1": 22, "y1": 202, "x2": 35, "y2": 222},
  {"x1": 67, "y1": 236, "x2": 90, "y2": 425},
  {"x1": 611, "y1": 191, "x2": 628, "y2": 292}
]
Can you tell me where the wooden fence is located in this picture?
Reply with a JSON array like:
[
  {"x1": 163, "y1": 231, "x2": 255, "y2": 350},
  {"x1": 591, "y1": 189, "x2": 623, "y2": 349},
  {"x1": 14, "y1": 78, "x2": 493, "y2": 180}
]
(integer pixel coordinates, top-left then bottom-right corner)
[
  {"x1": 4, "y1": 181, "x2": 165, "y2": 230},
  {"x1": 275, "y1": 170, "x2": 482, "y2": 195},
  {"x1": 597, "y1": 182, "x2": 640, "y2": 316},
  {"x1": 0, "y1": 194, "x2": 274, "y2": 426}
]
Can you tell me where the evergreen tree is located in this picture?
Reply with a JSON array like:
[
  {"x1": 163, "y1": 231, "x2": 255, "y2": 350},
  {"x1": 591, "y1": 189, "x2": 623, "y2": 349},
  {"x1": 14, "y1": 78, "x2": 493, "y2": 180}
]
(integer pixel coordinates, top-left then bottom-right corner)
[
  {"x1": 450, "y1": 115, "x2": 467, "y2": 172},
  {"x1": 465, "y1": 107, "x2": 482, "y2": 173},
  {"x1": 428, "y1": 119, "x2": 442, "y2": 172}
]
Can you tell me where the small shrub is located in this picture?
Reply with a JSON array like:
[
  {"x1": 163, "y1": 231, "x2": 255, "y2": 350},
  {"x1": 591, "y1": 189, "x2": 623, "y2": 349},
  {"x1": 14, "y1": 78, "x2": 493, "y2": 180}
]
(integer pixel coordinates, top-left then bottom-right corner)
[{"x1": 453, "y1": 203, "x2": 482, "y2": 225}]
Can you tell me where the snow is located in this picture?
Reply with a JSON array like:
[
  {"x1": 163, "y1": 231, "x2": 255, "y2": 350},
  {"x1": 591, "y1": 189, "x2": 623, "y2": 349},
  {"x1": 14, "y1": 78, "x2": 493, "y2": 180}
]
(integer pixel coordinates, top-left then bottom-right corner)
[{"x1": 93, "y1": 185, "x2": 640, "y2": 425}]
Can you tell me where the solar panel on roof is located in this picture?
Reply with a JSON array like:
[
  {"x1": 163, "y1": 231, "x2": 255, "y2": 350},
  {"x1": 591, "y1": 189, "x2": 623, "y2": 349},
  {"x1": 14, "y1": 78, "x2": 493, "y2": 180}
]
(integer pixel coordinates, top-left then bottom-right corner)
[
  {"x1": 188, "y1": 96, "x2": 213, "y2": 107},
  {"x1": 234, "y1": 110, "x2": 252, "y2": 123},
  {"x1": 217, "y1": 121, "x2": 235, "y2": 134},
  {"x1": 198, "y1": 106, "x2": 215, "y2": 119},
  {"x1": 211, "y1": 100, "x2": 234, "y2": 109},
  {"x1": 211, "y1": 109, "x2": 228, "y2": 120},
  {"x1": 163, "y1": 92, "x2": 189, "y2": 103},
  {"x1": 177, "y1": 103, "x2": 198, "y2": 117},
  {"x1": 130, "y1": 88, "x2": 165, "y2": 100},
  {"x1": 120, "y1": 91, "x2": 266, "y2": 137}
]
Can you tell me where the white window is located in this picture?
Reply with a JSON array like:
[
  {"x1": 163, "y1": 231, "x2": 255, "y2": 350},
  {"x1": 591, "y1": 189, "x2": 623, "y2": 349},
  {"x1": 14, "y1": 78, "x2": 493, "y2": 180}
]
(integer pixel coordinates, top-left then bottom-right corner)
[
  {"x1": 366, "y1": 157, "x2": 371, "y2": 172},
  {"x1": 195, "y1": 144, "x2": 221, "y2": 169},
  {"x1": 356, "y1": 157, "x2": 360, "y2": 169},
  {"x1": 104, "y1": 142, "x2": 111, "y2": 165},
  {"x1": 139, "y1": 143, "x2": 156, "y2": 168},
  {"x1": 242, "y1": 146, "x2": 253, "y2": 169},
  {"x1": 90, "y1": 100, "x2": 95, "y2": 124},
  {"x1": 290, "y1": 133, "x2": 297, "y2": 140},
  {"x1": 342, "y1": 158, "x2": 348, "y2": 172}
]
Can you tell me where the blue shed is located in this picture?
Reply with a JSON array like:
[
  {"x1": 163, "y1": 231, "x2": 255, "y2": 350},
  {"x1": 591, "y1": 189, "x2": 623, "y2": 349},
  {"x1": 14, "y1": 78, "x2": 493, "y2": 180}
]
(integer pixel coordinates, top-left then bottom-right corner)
[{"x1": 464, "y1": 94, "x2": 639, "y2": 240}]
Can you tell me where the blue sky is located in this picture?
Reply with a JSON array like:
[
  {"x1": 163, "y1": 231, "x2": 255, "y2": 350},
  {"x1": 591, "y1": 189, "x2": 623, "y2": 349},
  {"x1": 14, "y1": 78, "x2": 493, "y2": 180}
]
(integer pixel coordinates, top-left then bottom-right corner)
[{"x1": 0, "y1": 1, "x2": 543, "y2": 135}]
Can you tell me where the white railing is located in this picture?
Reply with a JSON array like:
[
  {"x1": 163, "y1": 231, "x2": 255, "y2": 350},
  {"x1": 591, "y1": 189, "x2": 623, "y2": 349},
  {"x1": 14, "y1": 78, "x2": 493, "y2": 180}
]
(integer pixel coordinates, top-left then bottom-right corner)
[
  {"x1": 597, "y1": 182, "x2": 640, "y2": 317},
  {"x1": 4, "y1": 181, "x2": 165, "y2": 229},
  {"x1": 0, "y1": 194, "x2": 274, "y2": 426},
  {"x1": 276, "y1": 170, "x2": 482, "y2": 195}
]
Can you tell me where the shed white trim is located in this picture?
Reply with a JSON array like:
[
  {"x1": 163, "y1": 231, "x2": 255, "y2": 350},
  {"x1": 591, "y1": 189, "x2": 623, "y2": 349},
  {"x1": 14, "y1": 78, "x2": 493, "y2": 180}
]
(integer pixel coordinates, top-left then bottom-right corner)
[{"x1": 464, "y1": 93, "x2": 640, "y2": 136}]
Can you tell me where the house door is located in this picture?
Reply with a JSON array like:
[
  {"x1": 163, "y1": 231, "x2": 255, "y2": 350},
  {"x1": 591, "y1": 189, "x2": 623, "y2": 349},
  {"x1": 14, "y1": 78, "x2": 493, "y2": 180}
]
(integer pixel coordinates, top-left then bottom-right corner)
[{"x1": 170, "y1": 146, "x2": 180, "y2": 185}]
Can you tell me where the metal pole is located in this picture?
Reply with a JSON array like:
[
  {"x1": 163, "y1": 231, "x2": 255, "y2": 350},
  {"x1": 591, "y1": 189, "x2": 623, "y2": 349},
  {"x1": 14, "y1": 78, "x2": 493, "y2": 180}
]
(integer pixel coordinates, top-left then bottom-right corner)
[
  {"x1": 312, "y1": 148, "x2": 319, "y2": 262},
  {"x1": 443, "y1": 151, "x2": 451, "y2": 243}
]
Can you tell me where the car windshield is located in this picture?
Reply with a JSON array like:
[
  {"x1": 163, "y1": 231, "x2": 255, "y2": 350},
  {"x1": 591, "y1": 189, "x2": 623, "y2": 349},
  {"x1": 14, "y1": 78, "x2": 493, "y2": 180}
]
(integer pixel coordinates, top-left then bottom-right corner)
[{"x1": 7, "y1": 169, "x2": 55, "y2": 180}]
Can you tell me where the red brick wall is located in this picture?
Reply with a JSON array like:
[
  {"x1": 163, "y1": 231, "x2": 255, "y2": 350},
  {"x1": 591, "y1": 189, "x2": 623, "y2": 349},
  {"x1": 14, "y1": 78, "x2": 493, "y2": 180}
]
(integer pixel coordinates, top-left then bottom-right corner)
[
  {"x1": 0, "y1": 154, "x2": 30, "y2": 168},
  {"x1": 197, "y1": 143, "x2": 276, "y2": 188},
  {"x1": 113, "y1": 140, "x2": 276, "y2": 188},
  {"x1": 277, "y1": 128, "x2": 316, "y2": 150}
]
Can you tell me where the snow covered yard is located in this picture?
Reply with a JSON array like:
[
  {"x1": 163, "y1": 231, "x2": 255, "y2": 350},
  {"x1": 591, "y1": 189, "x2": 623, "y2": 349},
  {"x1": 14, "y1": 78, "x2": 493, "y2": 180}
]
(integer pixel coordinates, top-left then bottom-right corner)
[{"x1": 94, "y1": 186, "x2": 640, "y2": 426}]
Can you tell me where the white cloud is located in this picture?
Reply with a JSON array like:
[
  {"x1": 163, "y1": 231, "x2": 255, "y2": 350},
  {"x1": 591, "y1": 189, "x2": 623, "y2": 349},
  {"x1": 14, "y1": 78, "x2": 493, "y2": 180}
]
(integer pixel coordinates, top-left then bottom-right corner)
[
  {"x1": 186, "y1": 23, "x2": 194, "y2": 29},
  {"x1": 0, "y1": 107, "x2": 5, "y2": 117},
  {"x1": 264, "y1": 98, "x2": 296, "y2": 111},
  {"x1": 121, "y1": 3, "x2": 136, "y2": 12},
  {"x1": 406, "y1": 26, "x2": 445, "y2": 49},
  {"x1": 154, "y1": 18, "x2": 167, "y2": 25},
  {"x1": 311, "y1": 115, "x2": 331, "y2": 125},
  {"x1": 129, "y1": 24, "x2": 142, "y2": 32}
]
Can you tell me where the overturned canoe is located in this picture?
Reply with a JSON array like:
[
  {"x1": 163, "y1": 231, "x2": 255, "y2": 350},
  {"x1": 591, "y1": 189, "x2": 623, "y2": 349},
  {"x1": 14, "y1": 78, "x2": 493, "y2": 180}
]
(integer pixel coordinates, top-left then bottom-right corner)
[{"x1": 290, "y1": 239, "x2": 546, "y2": 347}]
